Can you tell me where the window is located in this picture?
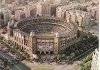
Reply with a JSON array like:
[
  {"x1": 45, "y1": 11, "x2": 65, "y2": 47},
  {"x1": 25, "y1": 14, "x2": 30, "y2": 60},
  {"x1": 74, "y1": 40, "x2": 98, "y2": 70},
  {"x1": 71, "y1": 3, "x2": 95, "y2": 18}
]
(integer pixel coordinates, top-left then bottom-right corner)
[{"x1": 37, "y1": 39, "x2": 54, "y2": 51}]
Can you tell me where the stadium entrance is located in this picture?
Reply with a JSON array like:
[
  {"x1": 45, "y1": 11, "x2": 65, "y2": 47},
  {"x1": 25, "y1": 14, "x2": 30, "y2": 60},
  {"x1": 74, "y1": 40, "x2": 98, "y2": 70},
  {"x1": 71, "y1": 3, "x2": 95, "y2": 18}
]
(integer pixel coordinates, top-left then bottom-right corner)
[{"x1": 36, "y1": 39, "x2": 54, "y2": 55}]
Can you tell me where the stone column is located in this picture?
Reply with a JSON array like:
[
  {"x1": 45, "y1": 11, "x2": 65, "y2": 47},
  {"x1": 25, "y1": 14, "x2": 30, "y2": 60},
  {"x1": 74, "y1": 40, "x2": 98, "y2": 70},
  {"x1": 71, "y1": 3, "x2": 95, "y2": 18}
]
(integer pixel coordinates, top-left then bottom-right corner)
[
  {"x1": 28, "y1": 36, "x2": 37, "y2": 53},
  {"x1": 28, "y1": 31, "x2": 37, "y2": 59},
  {"x1": 54, "y1": 32, "x2": 62, "y2": 55},
  {"x1": 28, "y1": 36, "x2": 37, "y2": 59}
]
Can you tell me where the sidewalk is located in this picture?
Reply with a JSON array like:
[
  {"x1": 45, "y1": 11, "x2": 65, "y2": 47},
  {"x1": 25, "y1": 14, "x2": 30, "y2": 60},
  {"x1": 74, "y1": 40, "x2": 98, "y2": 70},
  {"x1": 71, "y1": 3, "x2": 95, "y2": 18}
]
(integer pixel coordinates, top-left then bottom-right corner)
[{"x1": 21, "y1": 60, "x2": 80, "y2": 70}]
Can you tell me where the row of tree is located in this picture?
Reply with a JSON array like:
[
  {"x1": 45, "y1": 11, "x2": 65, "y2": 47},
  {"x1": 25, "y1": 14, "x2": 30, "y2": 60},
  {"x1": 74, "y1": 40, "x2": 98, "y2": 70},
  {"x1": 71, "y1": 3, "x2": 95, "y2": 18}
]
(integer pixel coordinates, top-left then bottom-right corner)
[
  {"x1": 65, "y1": 36, "x2": 98, "y2": 60},
  {"x1": 0, "y1": 38, "x2": 29, "y2": 61},
  {"x1": 56, "y1": 36, "x2": 98, "y2": 64}
]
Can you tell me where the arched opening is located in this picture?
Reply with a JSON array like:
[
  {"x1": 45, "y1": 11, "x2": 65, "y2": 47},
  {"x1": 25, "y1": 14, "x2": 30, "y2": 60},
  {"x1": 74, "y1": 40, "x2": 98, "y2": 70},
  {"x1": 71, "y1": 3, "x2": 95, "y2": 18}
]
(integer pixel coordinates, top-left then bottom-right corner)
[
  {"x1": 50, "y1": 51, "x2": 53, "y2": 55},
  {"x1": 0, "y1": 13, "x2": 4, "y2": 19},
  {"x1": 30, "y1": 10, "x2": 35, "y2": 17},
  {"x1": 46, "y1": 51, "x2": 49, "y2": 54},
  {"x1": 77, "y1": 21, "x2": 79, "y2": 26},
  {"x1": 37, "y1": 51, "x2": 40, "y2": 54},
  {"x1": 64, "y1": 12, "x2": 66, "y2": 19},
  {"x1": 77, "y1": 30, "x2": 81, "y2": 38},
  {"x1": 41, "y1": 51, "x2": 44, "y2": 55}
]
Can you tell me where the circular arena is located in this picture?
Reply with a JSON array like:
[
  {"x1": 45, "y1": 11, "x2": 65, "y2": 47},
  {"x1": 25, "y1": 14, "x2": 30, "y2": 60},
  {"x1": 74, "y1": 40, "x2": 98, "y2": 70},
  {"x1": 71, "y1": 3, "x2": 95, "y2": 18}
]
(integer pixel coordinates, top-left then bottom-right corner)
[
  {"x1": 8, "y1": 17, "x2": 76, "y2": 58},
  {"x1": 14, "y1": 17, "x2": 74, "y2": 36}
]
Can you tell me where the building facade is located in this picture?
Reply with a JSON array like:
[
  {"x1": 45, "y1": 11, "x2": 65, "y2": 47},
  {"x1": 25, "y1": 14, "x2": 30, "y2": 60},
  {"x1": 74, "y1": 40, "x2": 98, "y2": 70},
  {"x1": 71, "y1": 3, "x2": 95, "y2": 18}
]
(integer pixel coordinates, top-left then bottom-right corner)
[
  {"x1": 56, "y1": 9, "x2": 91, "y2": 26},
  {"x1": 14, "y1": 10, "x2": 25, "y2": 21},
  {"x1": 36, "y1": 1, "x2": 52, "y2": 16},
  {"x1": 0, "y1": 8, "x2": 11, "y2": 25},
  {"x1": 2, "y1": 0, "x2": 15, "y2": 4},
  {"x1": 7, "y1": 17, "x2": 78, "y2": 59},
  {"x1": 87, "y1": 5, "x2": 99, "y2": 21},
  {"x1": 56, "y1": 1, "x2": 81, "y2": 18}
]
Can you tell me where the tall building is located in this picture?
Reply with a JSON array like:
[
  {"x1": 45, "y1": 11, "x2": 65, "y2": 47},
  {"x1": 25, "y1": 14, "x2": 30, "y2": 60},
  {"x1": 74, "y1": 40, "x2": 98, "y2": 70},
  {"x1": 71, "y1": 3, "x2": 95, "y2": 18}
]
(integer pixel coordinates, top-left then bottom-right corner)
[
  {"x1": 54, "y1": 0, "x2": 70, "y2": 5},
  {"x1": 24, "y1": 2, "x2": 36, "y2": 17},
  {"x1": 36, "y1": 2, "x2": 42, "y2": 16},
  {"x1": 87, "y1": 5, "x2": 99, "y2": 21},
  {"x1": 24, "y1": 5, "x2": 31, "y2": 17},
  {"x1": 36, "y1": 1, "x2": 51, "y2": 16},
  {"x1": 66, "y1": 10, "x2": 91, "y2": 26},
  {"x1": 91, "y1": 0, "x2": 99, "y2": 4},
  {"x1": 14, "y1": 10, "x2": 25, "y2": 20},
  {"x1": 2, "y1": 0, "x2": 15, "y2": 4},
  {"x1": 0, "y1": 8, "x2": 11, "y2": 25},
  {"x1": 56, "y1": 1, "x2": 81, "y2": 18},
  {"x1": 15, "y1": 0, "x2": 28, "y2": 4},
  {"x1": 54, "y1": 0, "x2": 61, "y2": 5},
  {"x1": 15, "y1": 0, "x2": 20, "y2": 5},
  {"x1": 80, "y1": 0, "x2": 88, "y2": 3}
]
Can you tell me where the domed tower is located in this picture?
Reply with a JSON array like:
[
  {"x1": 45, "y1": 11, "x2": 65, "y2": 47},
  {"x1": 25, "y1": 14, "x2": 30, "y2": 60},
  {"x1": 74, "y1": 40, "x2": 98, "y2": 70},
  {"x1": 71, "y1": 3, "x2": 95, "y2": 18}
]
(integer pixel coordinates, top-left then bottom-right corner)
[
  {"x1": 30, "y1": 30, "x2": 35, "y2": 37},
  {"x1": 55, "y1": 32, "x2": 61, "y2": 38}
]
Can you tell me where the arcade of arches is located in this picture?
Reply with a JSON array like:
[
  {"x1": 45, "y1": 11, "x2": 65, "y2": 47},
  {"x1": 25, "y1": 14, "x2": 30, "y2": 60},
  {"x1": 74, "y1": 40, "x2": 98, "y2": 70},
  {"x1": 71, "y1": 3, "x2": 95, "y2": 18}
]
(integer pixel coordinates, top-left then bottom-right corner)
[{"x1": 8, "y1": 17, "x2": 76, "y2": 59}]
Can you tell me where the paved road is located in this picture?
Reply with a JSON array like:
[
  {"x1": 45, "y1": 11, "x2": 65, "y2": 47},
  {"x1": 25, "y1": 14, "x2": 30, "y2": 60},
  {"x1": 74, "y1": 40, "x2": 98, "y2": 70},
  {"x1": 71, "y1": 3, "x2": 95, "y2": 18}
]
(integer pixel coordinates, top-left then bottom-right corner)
[
  {"x1": 22, "y1": 60, "x2": 80, "y2": 70},
  {"x1": 0, "y1": 51, "x2": 31, "y2": 70}
]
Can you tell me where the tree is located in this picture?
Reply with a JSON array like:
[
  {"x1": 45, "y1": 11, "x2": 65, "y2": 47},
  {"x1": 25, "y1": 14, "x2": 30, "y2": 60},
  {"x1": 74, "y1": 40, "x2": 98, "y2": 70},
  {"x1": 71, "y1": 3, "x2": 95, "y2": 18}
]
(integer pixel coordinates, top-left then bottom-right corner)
[
  {"x1": 15, "y1": 44, "x2": 19, "y2": 50},
  {"x1": 23, "y1": 52, "x2": 29, "y2": 59},
  {"x1": 83, "y1": 54, "x2": 92, "y2": 63},
  {"x1": 70, "y1": 52, "x2": 75, "y2": 59},
  {"x1": 79, "y1": 49, "x2": 84, "y2": 53},
  {"x1": 75, "y1": 50, "x2": 80, "y2": 56},
  {"x1": 66, "y1": 56, "x2": 70, "y2": 60},
  {"x1": 70, "y1": 47, "x2": 75, "y2": 52},
  {"x1": 83, "y1": 61, "x2": 91, "y2": 70},
  {"x1": 65, "y1": 51, "x2": 70, "y2": 55},
  {"x1": 80, "y1": 53, "x2": 92, "y2": 70}
]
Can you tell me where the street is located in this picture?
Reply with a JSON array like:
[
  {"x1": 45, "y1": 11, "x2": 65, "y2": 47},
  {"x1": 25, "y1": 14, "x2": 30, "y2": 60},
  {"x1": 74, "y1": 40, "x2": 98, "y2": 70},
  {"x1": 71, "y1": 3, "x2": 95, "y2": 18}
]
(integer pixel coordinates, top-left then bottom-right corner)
[{"x1": 0, "y1": 51, "x2": 31, "y2": 70}]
